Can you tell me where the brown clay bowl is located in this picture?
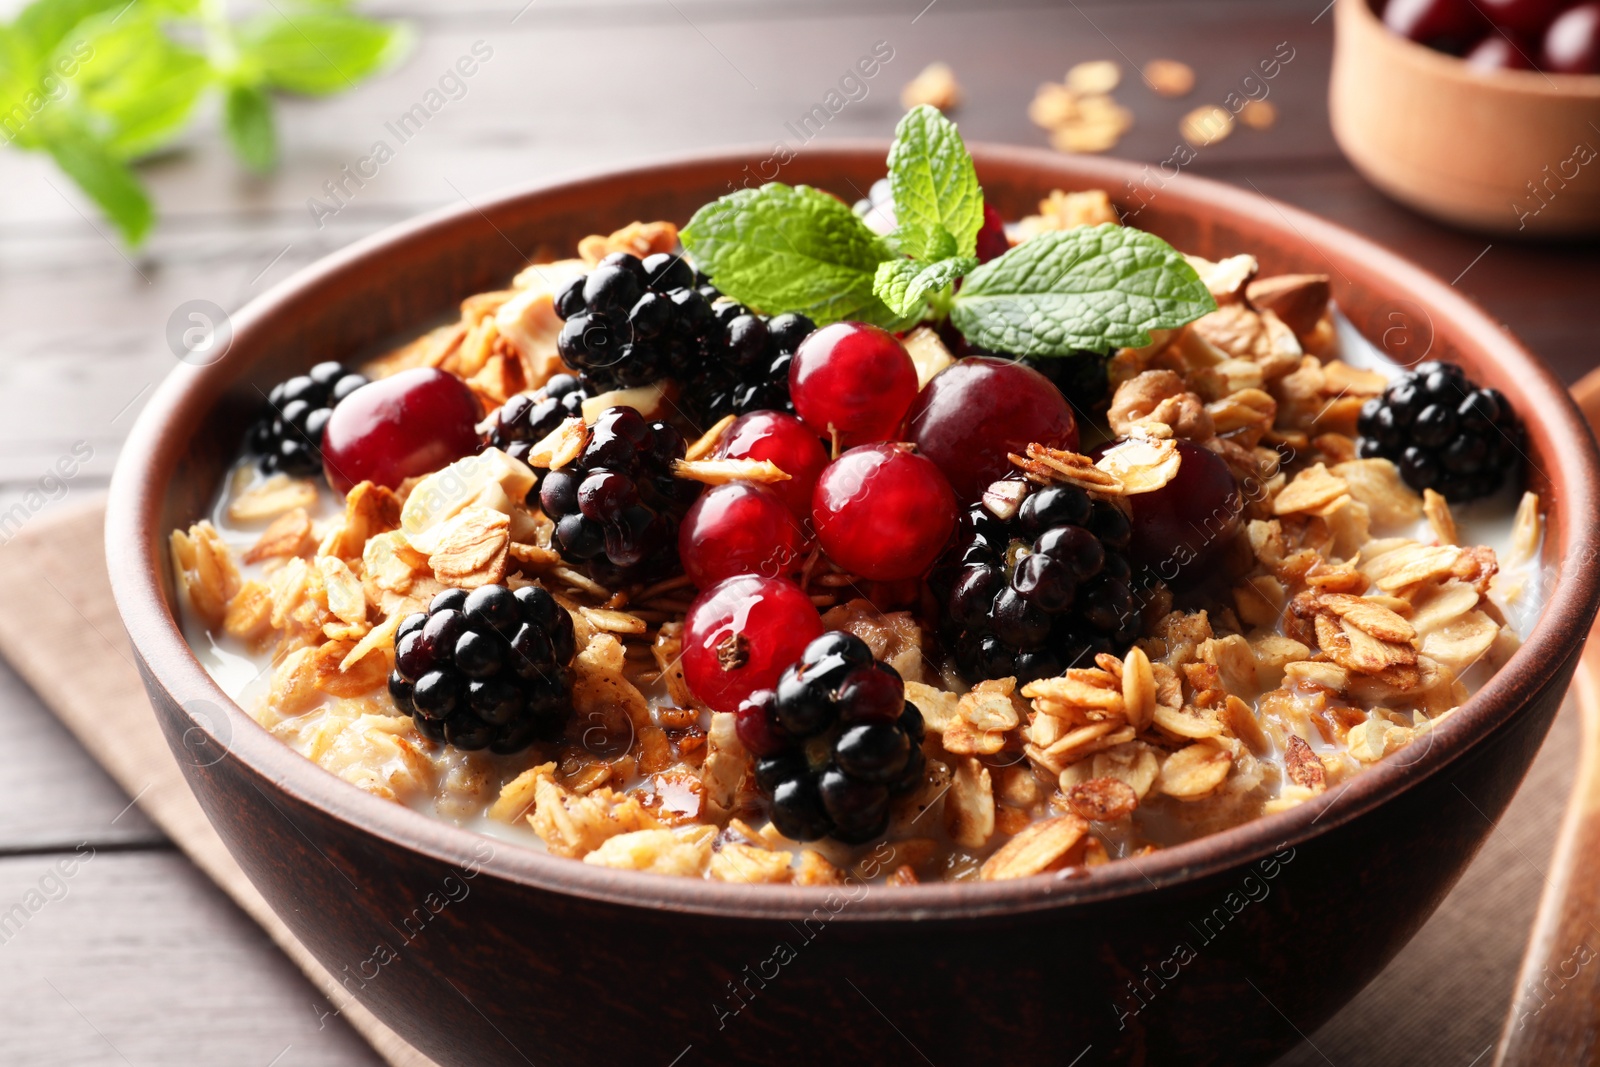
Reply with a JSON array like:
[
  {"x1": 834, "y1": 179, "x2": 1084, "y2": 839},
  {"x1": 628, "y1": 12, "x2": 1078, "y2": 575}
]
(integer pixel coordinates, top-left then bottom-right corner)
[{"x1": 106, "y1": 145, "x2": 1600, "y2": 1067}]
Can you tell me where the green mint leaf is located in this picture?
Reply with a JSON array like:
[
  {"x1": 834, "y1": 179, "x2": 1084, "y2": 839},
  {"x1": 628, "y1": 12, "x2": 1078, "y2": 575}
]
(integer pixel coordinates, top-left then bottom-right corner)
[
  {"x1": 874, "y1": 255, "x2": 976, "y2": 318},
  {"x1": 11, "y1": 0, "x2": 128, "y2": 57},
  {"x1": 238, "y1": 10, "x2": 412, "y2": 97},
  {"x1": 74, "y1": 13, "x2": 210, "y2": 159},
  {"x1": 43, "y1": 127, "x2": 152, "y2": 244},
  {"x1": 223, "y1": 82, "x2": 277, "y2": 172},
  {"x1": 682, "y1": 182, "x2": 906, "y2": 328},
  {"x1": 950, "y1": 224, "x2": 1215, "y2": 356},
  {"x1": 886, "y1": 104, "x2": 983, "y2": 261}
]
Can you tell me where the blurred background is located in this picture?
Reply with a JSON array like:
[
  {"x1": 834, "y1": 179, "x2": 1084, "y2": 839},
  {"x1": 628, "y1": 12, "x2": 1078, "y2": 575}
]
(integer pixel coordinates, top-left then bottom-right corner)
[{"x1": 1, "y1": 0, "x2": 1597, "y2": 1063}]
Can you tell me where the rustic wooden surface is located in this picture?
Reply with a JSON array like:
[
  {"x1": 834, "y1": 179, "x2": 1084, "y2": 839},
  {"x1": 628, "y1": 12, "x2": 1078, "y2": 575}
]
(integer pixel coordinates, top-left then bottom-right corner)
[{"x1": 0, "y1": 0, "x2": 1595, "y2": 1063}]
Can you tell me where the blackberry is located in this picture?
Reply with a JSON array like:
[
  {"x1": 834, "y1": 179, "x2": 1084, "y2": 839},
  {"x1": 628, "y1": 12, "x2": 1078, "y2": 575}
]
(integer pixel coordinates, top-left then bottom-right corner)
[
  {"x1": 1356, "y1": 360, "x2": 1522, "y2": 502},
  {"x1": 247, "y1": 361, "x2": 369, "y2": 477},
  {"x1": 552, "y1": 252, "x2": 814, "y2": 427},
  {"x1": 388, "y1": 584, "x2": 577, "y2": 754},
  {"x1": 538, "y1": 405, "x2": 699, "y2": 574},
  {"x1": 742, "y1": 632, "x2": 925, "y2": 844},
  {"x1": 486, "y1": 373, "x2": 590, "y2": 466},
  {"x1": 936, "y1": 477, "x2": 1142, "y2": 684}
]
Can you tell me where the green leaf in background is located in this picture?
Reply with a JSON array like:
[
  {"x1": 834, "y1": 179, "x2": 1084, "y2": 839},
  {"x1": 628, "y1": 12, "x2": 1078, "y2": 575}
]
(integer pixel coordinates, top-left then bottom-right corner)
[
  {"x1": 874, "y1": 255, "x2": 976, "y2": 318},
  {"x1": 886, "y1": 104, "x2": 983, "y2": 262},
  {"x1": 950, "y1": 224, "x2": 1216, "y2": 356},
  {"x1": 682, "y1": 183, "x2": 908, "y2": 328},
  {"x1": 223, "y1": 81, "x2": 276, "y2": 172},
  {"x1": 71, "y1": 11, "x2": 210, "y2": 158},
  {"x1": 43, "y1": 126, "x2": 152, "y2": 243},
  {"x1": 238, "y1": 8, "x2": 411, "y2": 96}
]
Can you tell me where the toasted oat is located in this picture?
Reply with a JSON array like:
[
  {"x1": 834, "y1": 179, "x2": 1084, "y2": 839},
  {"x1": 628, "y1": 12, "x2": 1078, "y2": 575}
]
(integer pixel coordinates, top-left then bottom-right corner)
[
  {"x1": 1087, "y1": 742, "x2": 1163, "y2": 799},
  {"x1": 979, "y1": 815, "x2": 1089, "y2": 880},
  {"x1": 684, "y1": 414, "x2": 737, "y2": 462},
  {"x1": 171, "y1": 521, "x2": 242, "y2": 630},
  {"x1": 1155, "y1": 741, "x2": 1231, "y2": 799},
  {"x1": 711, "y1": 842, "x2": 794, "y2": 884},
  {"x1": 1143, "y1": 58, "x2": 1195, "y2": 97},
  {"x1": 525, "y1": 417, "x2": 588, "y2": 470},
  {"x1": 1067, "y1": 59, "x2": 1121, "y2": 94},
  {"x1": 901, "y1": 61, "x2": 962, "y2": 111},
  {"x1": 576, "y1": 221, "x2": 679, "y2": 266},
  {"x1": 228, "y1": 474, "x2": 319, "y2": 523},
  {"x1": 1420, "y1": 610, "x2": 1499, "y2": 673},
  {"x1": 1180, "y1": 104, "x2": 1233, "y2": 146},
  {"x1": 1316, "y1": 594, "x2": 1416, "y2": 643},
  {"x1": 673, "y1": 457, "x2": 790, "y2": 486},
  {"x1": 317, "y1": 556, "x2": 367, "y2": 627},
  {"x1": 579, "y1": 606, "x2": 648, "y2": 636},
  {"x1": 1361, "y1": 542, "x2": 1463, "y2": 592},
  {"x1": 1023, "y1": 669, "x2": 1125, "y2": 718},
  {"x1": 1095, "y1": 435, "x2": 1181, "y2": 494},
  {"x1": 582, "y1": 826, "x2": 715, "y2": 876},
  {"x1": 423, "y1": 505, "x2": 510, "y2": 589},
  {"x1": 1017, "y1": 189, "x2": 1121, "y2": 236},
  {"x1": 1274, "y1": 464, "x2": 1350, "y2": 516},
  {"x1": 1284, "y1": 660, "x2": 1349, "y2": 692},
  {"x1": 1122, "y1": 646, "x2": 1156, "y2": 729},
  {"x1": 528, "y1": 769, "x2": 659, "y2": 859},
  {"x1": 1010, "y1": 442, "x2": 1124, "y2": 494},
  {"x1": 1331, "y1": 459, "x2": 1423, "y2": 527},
  {"x1": 1509, "y1": 492, "x2": 1542, "y2": 566},
  {"x1": 945, "y1": 757, "x2": 996, "y2": 848},
  {"x1": 1065, "y1": 777, "x2": 1138, "y2": 821},
  {"x1": 245, "y1": 507, "x2": 314, "y2": 563}
]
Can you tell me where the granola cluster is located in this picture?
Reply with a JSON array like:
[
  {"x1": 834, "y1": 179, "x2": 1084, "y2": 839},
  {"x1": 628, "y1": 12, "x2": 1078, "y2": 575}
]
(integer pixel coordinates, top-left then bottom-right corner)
[{"x1": 170, "y1": 199, "x2": 1544, "y2": 885}]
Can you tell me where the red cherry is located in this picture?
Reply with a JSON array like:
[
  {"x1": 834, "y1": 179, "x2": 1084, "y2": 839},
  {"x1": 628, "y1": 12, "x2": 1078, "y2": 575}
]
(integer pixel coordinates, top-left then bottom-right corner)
[
  {"x1": 1480, "y1": 0, "x2": 1572, "y2": 37},
  {"x1": 1465, "y1": 33, "x2": 1538, "y2": 68},
  {"x1": 682, "y1": 575, "x2": 824, "y2": 713},
  {"x1": 811, "y1": 443, "x2": 957, "y2": 582},
  {"x1": 1383, "y1": 0, "x2": 1491, "y2": 47},
  {"x1": 905, "y1": 357, "x2": 1080, "y2": 502},
  {"x1": 1109, "y1": 439, "x2": 1243, "y2": 584},
  {"x1": 974, "y1": 203, "x2": 1010, "y2": 264},
  {"x1": 715, "y1": 411, "x2": 829, "y2": 519},
  {"x1": 1544, "y1": 3, "x2": 1600, "y2": 72},
  {"x1": 789, "y1": 322, "x2": 919, "y2": 449},
  {"x1": 678, "y1": 481, "x2": 808, "y2": 588},
  {"x1": 321, "y1": 368, "x2": 482, "y2": 494}
]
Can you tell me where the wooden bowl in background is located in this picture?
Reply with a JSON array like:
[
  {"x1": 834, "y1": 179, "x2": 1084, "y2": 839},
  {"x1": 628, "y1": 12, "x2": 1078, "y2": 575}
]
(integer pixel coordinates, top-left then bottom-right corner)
[
  {"x1": 1331, "y1": 0, "x2": 1600, "y2": 237},
  {"x1": 106, "y1": 145, "x2": 1600, "y2": 1067}
]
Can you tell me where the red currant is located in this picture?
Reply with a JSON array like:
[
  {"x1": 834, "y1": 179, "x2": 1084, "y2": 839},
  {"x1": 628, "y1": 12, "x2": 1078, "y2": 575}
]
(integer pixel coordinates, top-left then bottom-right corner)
[
  {"x1": 1107, "y1": 439, "x2": 1242, "y2": 583},
  {"x1": 812, "y1": 443, "x2": 958, "y2": 582},
  {"x1": 1544, "y1": 3, "x2": 1600, "y2": 72},
  {"x1": 682, "y1": 575, "x2": 824, "y2": 713},
  {"x1": 715, "y1": 411, "x2": 829, "y2": 519},
  {"x1": 974, "y1": 202, "x2": 1010, "y2": 264},
  {"x1": 789, "y1": 322, "x2": 919, "y2": 449},
  {"x1": 905, "y1": 357, "x2": 1080, "y2": 502},
  {"x1": 321, "y1": 368, "x2": 482, "y2": 494},
  {"x1": 678, "y1": 481, "x2": 808, "y2": 588}
]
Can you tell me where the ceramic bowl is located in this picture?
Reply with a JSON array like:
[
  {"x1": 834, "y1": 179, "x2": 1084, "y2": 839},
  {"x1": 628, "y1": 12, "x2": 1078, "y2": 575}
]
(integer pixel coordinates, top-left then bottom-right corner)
[
  {"x1": 1331, "y1": 0, "x2": 1600, "y2": 236},
  {"x1": 106, "y1": 144, "x2": 1600, "y2": 1067}
]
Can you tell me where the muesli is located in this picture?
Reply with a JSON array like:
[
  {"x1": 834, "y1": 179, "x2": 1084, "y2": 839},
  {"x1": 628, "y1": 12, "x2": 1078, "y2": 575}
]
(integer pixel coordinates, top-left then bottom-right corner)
[{"x1": 172, "y1": 106, "x2": 1544, "y2": 885}]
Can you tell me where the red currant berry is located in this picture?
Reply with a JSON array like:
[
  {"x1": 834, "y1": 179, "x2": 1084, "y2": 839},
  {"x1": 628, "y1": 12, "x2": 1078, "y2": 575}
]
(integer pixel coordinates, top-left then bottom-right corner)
[
  {"x1": 321, "y1": 368, "x2": 481, "y2": 494},
  {"x1": 678, "y1": 481, "x2": 808, "y2": 588},
  {"x1": 1105, "y1": 439, "x2": 1242, "y2": 583},
  {"x1": 812, "y1": 443, "x2": 957, "y2": 582},
  {"x1": 682, "y1": 575, "x2": 824, "y2": 713},
  {"x1": 715, "y1": 411, "x2": 829, "y2": 519},
  {"x1": 789, "y1": 322, "x2": 919, "y2": 449},
  {"x1": 1544, "y1": 3, "x2": 1600, "y2": 72},
  {"x1": 974, "y1": 202, "x2": 1010, "y2": 264},
  {"x1": 905, "y1": 357, "x2": 1080, "y2": 502}
]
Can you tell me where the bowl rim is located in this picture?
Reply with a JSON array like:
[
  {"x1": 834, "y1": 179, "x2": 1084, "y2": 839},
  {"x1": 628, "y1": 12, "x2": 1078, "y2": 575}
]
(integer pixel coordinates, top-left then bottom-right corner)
[
  {"x1": 1338, "y1": 0, "x2": 1600, "y2": 98},
  {"x1": 107, "y1": 142, "x2": 1600, "y2": 922}
]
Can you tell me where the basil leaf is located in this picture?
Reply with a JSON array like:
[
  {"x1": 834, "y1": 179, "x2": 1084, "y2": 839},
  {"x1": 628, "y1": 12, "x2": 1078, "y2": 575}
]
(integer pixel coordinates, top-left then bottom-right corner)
[
  {"x1": 874, "y1": 255, "x2": 976, "y2": 318},
  {"x1": 238, "y1": 10, "x2": 411, "y2": 96},
  {"x1": 43, "y1": 127, "x2": 151, "y2": 243},
  {"x1": 682, "y1": 182, "x2": 906, "y2": 327},
  {"x1": 223, "y1": 82, "x2": 276, "y2": 172},
  {"x1": 886, "y1": 104, "x2": 982, "y2": 261},
  {"x1": 951, "y1": 224, "x2": 1216, "y2": 355}
]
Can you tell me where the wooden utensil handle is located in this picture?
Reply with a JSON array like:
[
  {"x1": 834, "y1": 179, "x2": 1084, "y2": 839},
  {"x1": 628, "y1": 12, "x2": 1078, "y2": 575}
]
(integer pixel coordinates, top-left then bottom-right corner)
[{"x1": 1495, "y1": 369, "x2": 1600, "y2": 1067}]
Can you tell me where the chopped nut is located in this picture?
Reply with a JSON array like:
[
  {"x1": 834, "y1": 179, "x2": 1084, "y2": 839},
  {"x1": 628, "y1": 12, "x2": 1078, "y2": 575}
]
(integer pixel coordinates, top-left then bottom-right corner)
[
  {"x1": 582, "y1": 826, "x2": 715, "y2": 877},
  {"x1": 1180, "y1": 104, "x2": 1234, "y2": 146},
  {"x1": 903, "y1": 326, "x2": 957, "y2": 389},
  {"x1": 901, "y1": 61, "x2": 962, "y2": 111},
  {"x1": 1109, "y1": 370, "x2": 1215, "y2": 441},
  {"x1": 673, "y1": 457, "x2": 791, "y2": 486},
  {"x1": 1245, "y1": 274, "x2": 1329, "y2": 340},
  {"x1": 525, "y1": 417, "x2": 588, "y2": 470},
  {"x1": 1064, "y1": 777, "x2": 1138, "y2": 821},
  {"x1": 1283, "y1": 735, "x2": 1326, "y2": 792},
  {"x1": 1067, "y1": 59, "x2": 1121, "y2": 94},
  {"x1": 1143, "y1": 58, "x2": 1195, "y2": 97},
  {"x1": 1239, "y1": 99, "x2": 1277, "y2": 130}
]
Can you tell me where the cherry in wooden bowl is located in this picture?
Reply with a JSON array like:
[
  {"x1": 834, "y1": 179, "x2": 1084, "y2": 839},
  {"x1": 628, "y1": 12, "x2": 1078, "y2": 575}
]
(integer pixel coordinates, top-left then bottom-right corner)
[{"x1": 107, "y1": 146, "x2": 1600, "y2": 1067}]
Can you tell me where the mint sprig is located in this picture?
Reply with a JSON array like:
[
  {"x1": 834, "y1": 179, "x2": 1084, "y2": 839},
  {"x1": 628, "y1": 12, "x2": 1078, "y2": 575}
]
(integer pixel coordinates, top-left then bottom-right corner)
[
  {"x1": 681, "y1": 104, "x2": 1215, "y2": 353},
  {"x1": 0, "y1": 0, "x2": 411, "y2": 245}
]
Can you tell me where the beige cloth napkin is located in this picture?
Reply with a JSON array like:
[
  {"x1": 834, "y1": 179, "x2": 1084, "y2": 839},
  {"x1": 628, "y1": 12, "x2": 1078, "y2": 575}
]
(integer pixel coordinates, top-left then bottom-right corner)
[{"x1": 0, "y1": 497, "x2": 1577, "y2": 1066}]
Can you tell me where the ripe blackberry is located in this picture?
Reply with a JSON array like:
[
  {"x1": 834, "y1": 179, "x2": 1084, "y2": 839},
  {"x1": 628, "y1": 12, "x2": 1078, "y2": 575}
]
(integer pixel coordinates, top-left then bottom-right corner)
[
  {"x1": 247, "y1": 361, "x2": 369, "y2": 477},
  {"x1": 538, "y1": 405, "x2": 699, "y2": 574},
  {"x1": 738, "y1": 632, "x2": 926, "y2": 844},
  {"x1": 486, "y1": 373, "x2": 590, "y2": 466},
  {"x1": 936, "y1": 477, "x2": 1142, "y2": 684},
  {"x1": 1357, "y1": 360, "x2": 1522, "y2": 502},
  {"x1": 552, "y1": 251, "x2": 814, "y2": 427},
  {"x1": 388, "y1": 584, "x2": 577, "y2": 754}
]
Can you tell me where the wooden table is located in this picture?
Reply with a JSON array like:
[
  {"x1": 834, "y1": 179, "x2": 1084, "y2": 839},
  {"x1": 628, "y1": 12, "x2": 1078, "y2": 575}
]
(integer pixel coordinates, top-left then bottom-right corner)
[{"x1": 1, "y1": 0, "x2": 1595, "y2": 1062}]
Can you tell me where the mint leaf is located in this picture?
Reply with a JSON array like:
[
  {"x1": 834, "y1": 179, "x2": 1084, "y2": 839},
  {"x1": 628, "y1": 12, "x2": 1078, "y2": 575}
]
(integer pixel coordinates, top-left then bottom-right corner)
[
  {"x1": 238, "y1": 10, "x2": 411, "y2": 96},
  {"x1": 43, "y1": 128, "x2": 152, "y2": 244},
  {"x1": 223, "y1": 82, "x2": 276, "y2": 172},
  {"x1": 874, "y1": 255, "x2": 976, "y2": 318},
  {"x1": 682, "y1": 183, "x2": 906, "y2": 327},
  {"x1": 887, "y1": 104, "x2": 983, "y2": 261},
  {"x1": 950, "y1": 224, "x2": 1215, "y2": 355},
  {"x1": 74, "y1": 13, "x2": 210, "y2": 159}
]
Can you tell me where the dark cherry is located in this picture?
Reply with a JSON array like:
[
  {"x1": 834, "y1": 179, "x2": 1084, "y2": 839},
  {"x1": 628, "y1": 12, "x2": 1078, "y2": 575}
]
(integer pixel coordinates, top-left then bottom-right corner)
[
  {"x1": 1480, "y1": 0, "x2": 1575, "y2": 36},
  {"x1": 1383, "y1": 0, "x2": 1492, "y2": 49},
  {"x1": 905, "y1": 357, "x2": 1080, "y2": 502},
  {"x1": 1544, "y1": 3, "x2": 1600, "y2": 72},
  {"x1": 1109, "y1": 439, "x2": 1243, "y2": 584},
  {"x1": 320, "y1": 368, "x2": 481, "y2": 494},
  {"x1": 1465, "y1": 33, "x2": 1539, "y2": 68},
  {"x1": 974, "y1": 202, "x2": 1010, "y2": 264}
]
